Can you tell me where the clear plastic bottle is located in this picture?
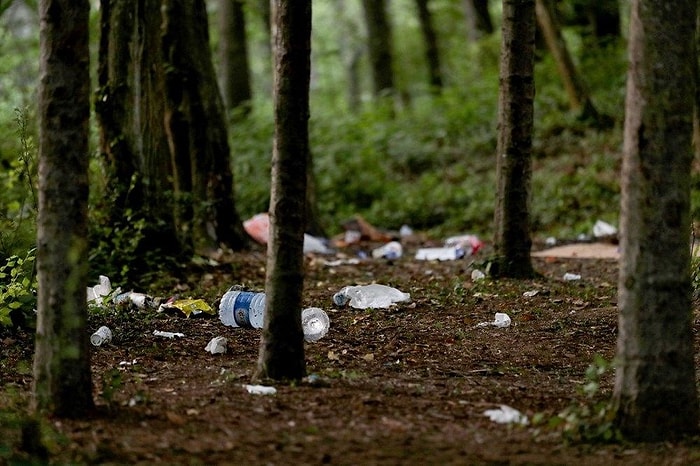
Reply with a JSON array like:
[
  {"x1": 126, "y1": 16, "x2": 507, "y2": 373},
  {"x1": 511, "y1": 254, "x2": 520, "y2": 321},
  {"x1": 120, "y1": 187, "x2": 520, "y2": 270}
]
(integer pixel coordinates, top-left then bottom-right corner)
[
  {"x1": 332, "y1": 284, "x2": 411, "y2": 309},
  {"x1": 219, "y1": 289, "x2": 330, "y2": 341}
]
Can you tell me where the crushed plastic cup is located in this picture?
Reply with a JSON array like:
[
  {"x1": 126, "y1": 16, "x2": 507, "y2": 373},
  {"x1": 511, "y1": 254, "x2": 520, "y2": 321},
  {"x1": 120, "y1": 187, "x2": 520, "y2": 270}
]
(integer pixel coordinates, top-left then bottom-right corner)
[
  {"x1": 493, "y1": 312, "x2": 511, "y2": 327},
  {"x1": 302, "y1": 307, "x2": 330, "y2": 342},
  {"x1": 90, "y1": 326, "x2": 112, "y2": 346},
  {"x1": 483, "y1": 405, "x2": 529, "y2": 425},
  {"x1": 114, "y1": 291, "x2": 150, "y2": 308},
  {"x1": 205, "y1": 336, "x2": 228, "y2": 354},
  {"x1": 563, "y1": 273, "x2": 581, "y2": 281},
  {"x1": 87, "y1": 275, "x2": 115, "y2": 304},
  {"x1": 372, "y1": 241, "x2": 403, "y2": 259},
  {"x1": 333, "y1": 284, "x2": 411, "y2": 309},
  {"x1": 471, "y1": 269, "x2": 486, "y2": 281}
]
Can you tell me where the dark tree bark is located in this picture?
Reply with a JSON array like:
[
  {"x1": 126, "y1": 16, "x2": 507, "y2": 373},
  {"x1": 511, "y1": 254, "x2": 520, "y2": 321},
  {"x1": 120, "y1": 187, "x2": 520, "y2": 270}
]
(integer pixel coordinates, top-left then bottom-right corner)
[
  {"x1": 162, "y1": 0, "x2": 249, "y2": 253},
  {"x1": 463, "y1": 0, "x2": 493, "y2": 41},
  {"x1": 218, "y1": 0, "x2": 252, "y2": 116},
  {"x1": 95, "y1": 0, "x2": 184, "y2": 269},
  {"x1": 491, "y1": 0, "x2": 536, "y2": 279},
  {"x1": 414, "y1": 0, "x2": 443, "y2": 91},
  {"x1": 361, "y1": 0, "x2": 395, "y2": 98},
  {"x1": 33, "y1": 0, "x2": 94, "y2": 417},
  {"x1": 255, "y1": 0, "x2": 311, "y2": 381},
  {"x1": 571, "y1": 0, "x2": 620, "y2": 45},
  {"x1": 535, "y1": 0, "x2": 601, "y2": 123},
  {"x1": 337, "y1": 0, "x2": 362, "y2": 112},
  {"x1": 614, "y1": 0, "x2": 699, "y2": 442}
]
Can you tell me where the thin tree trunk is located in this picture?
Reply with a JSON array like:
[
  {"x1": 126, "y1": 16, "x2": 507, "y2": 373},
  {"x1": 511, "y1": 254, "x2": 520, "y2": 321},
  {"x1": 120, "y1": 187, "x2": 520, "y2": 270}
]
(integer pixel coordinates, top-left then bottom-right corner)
[
  {"x1": 535, "y1": 0, "x2": 600, "y2": 122},
  {"x1": 414, "y1": 0, "x2": 443, "y2": 91},
  {"x1": 255, "y1": 0, "x2": 311, "y2": 381},
  {"x1": 614, "y1": 0, "x2": 699, "y2": 442},
  {"x1": 361, "y1": 0, "x2": 395, "y2": 98},
  {"x1": 463, "y1": 0, "x2": 493, "y2": 42},
  {"x1": 492, "y1": 0, "x2": 536, "y2": 279},
  {"x1": 33, "y1": 0, "x2": 94, "y2": 417},
  {"x1": 218, "y1": 0, "x2": 252, "y2": 116}
]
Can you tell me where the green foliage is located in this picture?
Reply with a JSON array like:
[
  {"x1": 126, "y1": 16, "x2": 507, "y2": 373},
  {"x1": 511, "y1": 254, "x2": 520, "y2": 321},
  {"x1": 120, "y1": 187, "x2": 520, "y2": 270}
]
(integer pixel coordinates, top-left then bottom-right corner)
[
  {"x1": 547, "y1": 355, "x2": 622, "y2": 443},
  {"x1": 0, "y1": 248, "x2": 37, "y2": 328}
]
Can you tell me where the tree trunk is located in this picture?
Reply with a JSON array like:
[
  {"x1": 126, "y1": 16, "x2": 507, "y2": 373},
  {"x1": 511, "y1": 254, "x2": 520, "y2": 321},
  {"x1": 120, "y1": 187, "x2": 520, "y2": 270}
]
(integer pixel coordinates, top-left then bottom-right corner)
[
  {"x1": 218, "y1": 0, "x2": 252, "y2": 116},
  {"x1": 33, "y1": 0, "x2": 94, "y2": 418},
  {"x1": 491, "y1": 0, "x2": 536, "y2": 279},
  {"x1": 463, "y1": 0, "x2": 493, "y2": 42},
  {"x1": 535, "y1": 0, "x2": 600, "y2": 122},
  {"x1": 255, "y1": 0, "x2": 311, "y2": 382},
  {"x1": 414, "y1": 0, "x2": 443, "y2": 91},
  {"x1": 614, "y1": 0, "x2": 699, "y2": 442},
  {"x1": 162, "y1": 0, "x2": 249, "y2": 253},
  {"x1": 361, "y1": 0, "x2": 395, "y2": 99},
  {"x1": 95, "y1": 0, "x2": 185, "y2": 274}
]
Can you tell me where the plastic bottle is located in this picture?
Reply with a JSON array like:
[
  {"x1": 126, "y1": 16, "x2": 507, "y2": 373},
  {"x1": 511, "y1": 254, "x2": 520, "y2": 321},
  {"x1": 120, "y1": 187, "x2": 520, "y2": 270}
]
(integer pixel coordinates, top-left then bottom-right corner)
[
  {"x1": 332, "y1": 284, "x2": 411, "y2": 309},
  {"x1": 219, "y1": 289, "x2": 330, "y2": 341}
]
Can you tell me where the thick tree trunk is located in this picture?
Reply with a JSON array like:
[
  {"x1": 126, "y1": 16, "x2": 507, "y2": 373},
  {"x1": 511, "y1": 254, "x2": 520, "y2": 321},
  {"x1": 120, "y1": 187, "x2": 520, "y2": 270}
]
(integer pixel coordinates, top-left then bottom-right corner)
[
  {"x1": 255, "y1": 0, "x2": 311, "y2": 382},
  {"x1": 162, "y1": 0, "x2": 249, "y2": 253},
  {"x1": 218, "y1": 0, "x2": 252, "y2": 115},
  {"x1": 414, "y1": 0, "x2": 443, "y2": 91},
  {"x1": 33, "y1": 0, "x2": 94, "y2": 417},
  {"x1": 361, "y1": 0, "x2": 395, "y2": 98},
  {"x1": 96, "y1": 0, "x2": 184, "y2": 266},
  {"x1": 492, "y1": 0, "x2": 535, "y2": 279},
  {"x1": 535, "y1": 0, "x2": 600, "y2": 122},
  {"x1": 615, "y1": 0, "x2": 699, "y2": 442}
]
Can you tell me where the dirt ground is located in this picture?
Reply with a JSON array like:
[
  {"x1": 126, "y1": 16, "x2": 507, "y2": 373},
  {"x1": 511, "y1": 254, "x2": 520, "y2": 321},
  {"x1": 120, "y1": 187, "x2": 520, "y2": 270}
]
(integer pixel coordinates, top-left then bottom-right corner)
[{"x1": 3, "y1": 238, "x2": 700, "y2": 465}]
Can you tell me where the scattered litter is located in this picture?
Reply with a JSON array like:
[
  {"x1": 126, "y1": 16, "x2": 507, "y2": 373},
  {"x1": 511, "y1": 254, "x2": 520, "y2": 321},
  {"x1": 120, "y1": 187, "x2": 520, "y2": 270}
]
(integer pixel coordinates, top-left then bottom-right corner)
[
  {"x1": 323, "y1": 258, "x2": 361, "y2": 267},
  {"x1": 444, "y1": 234, "x2": 484, "y2": 255},
  {"x1": 483, "y1": 405, "x2": 529, "y2": 425},
  {"x1": 119, "y1": 359, "x2": 138, "y2": 366},
  {"x1": 593, "y1": 220, "x2": 617, "y2": 238},
  {"x1": 90, "y1": 326, "x2": 112, "y2": 346},
  {"x1": 159, "y1": 298, "x2": 215, "y2": 318},
  {"x1": 245, "y1": 384, "x2": 277, "y2": 395},
  {"x1": 563, "y1": 273, "x2": 582, "y2": 281},
  {"x1": 301, "y1": 307, "x2": 330, "y2": 342},
  {"x1": 372, "y1": 241, "x2": 403, "y2": 259},
  {"x1": 333, "y1": 284, "x2": 411, "y2": 309},
  {"x1": 477, "y1": 312, "x2": 511, "y2": 328},
  {"x1": 415, "y1": 246, "x2": 464, "y2": 261},
  {"x1": 523, "y1": 290, "x2": 539, "y2": 298},
  {"x1": 153, "y1": 330, "x2": 185, "y2": 339},
  {"x1": 399, "y1": 225, "x2": 414, "y2": 237},
  {"x1": 471, "y1": 269, "x2": 486, "y2": 281},
  {"x1": 87, "y1": 275, "x2": 119, "y2": 305},
  {"x1": 243, "y1": 213, "x2": 334, "y2": 254},
  {"x1": 545, "y1": 236, "x2": 557, "y2": 246},
  {"x1": 114, "y1": 291, "x2": 151, "y2": 309},
  {"x1": 205, "y1": 336, "x2": 228, "y2": 354}
]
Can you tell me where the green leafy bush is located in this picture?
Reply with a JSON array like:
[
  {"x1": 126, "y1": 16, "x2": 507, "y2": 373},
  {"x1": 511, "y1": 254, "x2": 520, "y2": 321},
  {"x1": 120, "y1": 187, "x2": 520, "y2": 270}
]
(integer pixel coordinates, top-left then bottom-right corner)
[{"x1": 0, "y1": 248, "x2": 37, "y2": 328}]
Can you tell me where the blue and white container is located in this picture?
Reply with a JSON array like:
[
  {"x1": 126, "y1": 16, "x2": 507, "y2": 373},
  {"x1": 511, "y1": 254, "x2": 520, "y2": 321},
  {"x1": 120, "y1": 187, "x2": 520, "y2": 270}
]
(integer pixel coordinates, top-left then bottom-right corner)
[{"x1": 219, "y1": 290, "x2": 266, "y2": 328}]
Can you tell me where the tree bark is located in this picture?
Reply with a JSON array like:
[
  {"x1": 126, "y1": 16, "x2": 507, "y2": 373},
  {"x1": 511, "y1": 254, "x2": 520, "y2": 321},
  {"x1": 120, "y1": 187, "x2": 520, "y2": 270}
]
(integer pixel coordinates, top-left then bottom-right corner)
[
  {"x1": 491, "y1": 0, "x2": 536, "y2": 279},
  {"x1": 361, "y1": 0, "x2": 395, "y2": 99},
  {"x1": 463, "y1": 0, "x2": 493, "y2": 42},
  {"x1": 535, "y1": 0, "x2": 600, "y2": 122},
  {"x1": 33, "y1": 0, "x2": 94, "y2": 417},
  {"x1": 255, "y1": 0, "x2": 311, "y2": 381},
  {"x1": 218, "y1": 0, "x2": 252, "y2": 116},
  {"x1": 615, "y1": 0, "x2": 699, "y2": 442},
  {"x1": 162, "y1": 0, "x2": 249, "y2": 253},
  {"x1": 96, "y1": 0, "x2": 184, "y2": 270},
  {"x1": 414, "y1": 0, "x2": 443, "y2": 91}
]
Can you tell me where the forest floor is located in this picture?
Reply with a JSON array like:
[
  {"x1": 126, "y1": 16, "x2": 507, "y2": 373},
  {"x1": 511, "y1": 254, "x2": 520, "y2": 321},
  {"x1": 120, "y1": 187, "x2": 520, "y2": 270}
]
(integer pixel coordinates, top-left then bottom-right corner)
[{"x1": 3, "y1": 236, "x2": 700, "y2": 465}]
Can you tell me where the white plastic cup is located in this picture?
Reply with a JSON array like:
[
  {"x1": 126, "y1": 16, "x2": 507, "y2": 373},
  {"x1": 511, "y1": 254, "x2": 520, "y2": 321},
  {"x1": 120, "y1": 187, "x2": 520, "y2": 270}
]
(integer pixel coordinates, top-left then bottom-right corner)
[
  {"x1": 90, "y1": 326, "x2": 112, "y2": 346},
  {"x1": 302, "y1": 307, "x2": 330, "y2": 342}
]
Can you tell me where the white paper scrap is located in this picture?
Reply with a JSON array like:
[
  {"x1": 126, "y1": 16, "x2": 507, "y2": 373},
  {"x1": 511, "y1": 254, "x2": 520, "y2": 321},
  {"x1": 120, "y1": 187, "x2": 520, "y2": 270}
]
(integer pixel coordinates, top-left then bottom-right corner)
[
  {"x1": 153, "y1": 330, "x2": 185, "y2": 339},
  {"x1": 245, "y1": 384, "x2": 277, "y2": 395},
  {"x1": 483, "y1": 405, "x2": 529, "y2": 425}
]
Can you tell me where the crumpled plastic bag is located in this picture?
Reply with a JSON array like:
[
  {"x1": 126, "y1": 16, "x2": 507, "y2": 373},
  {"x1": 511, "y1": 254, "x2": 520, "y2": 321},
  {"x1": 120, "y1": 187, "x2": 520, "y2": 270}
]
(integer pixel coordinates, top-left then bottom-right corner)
[{"x1": 483, "y1": 405, "x2": 529, "y2": 425}]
